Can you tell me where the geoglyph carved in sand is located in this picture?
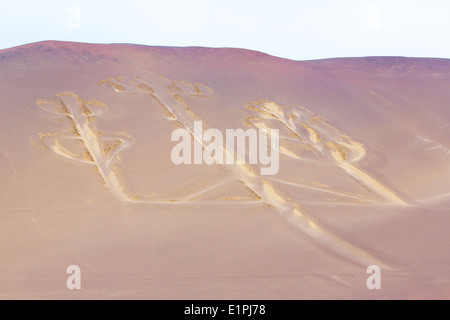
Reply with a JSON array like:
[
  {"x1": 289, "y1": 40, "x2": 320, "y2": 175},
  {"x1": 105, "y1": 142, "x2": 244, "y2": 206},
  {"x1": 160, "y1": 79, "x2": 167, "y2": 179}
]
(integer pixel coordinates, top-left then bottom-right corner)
[
  {"x1": 36, "y1": 72, "x2": 409, "y2": 268},
  {"x1": 37, "y1": 93, "x2": 131, "y2": 201}
]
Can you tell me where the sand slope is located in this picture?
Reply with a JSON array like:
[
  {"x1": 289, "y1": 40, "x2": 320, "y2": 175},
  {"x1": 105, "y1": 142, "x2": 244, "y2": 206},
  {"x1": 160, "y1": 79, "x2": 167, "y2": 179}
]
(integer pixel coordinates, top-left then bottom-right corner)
[{"x1": 0, "y1": 41, "x2": 449, "y2": 299}]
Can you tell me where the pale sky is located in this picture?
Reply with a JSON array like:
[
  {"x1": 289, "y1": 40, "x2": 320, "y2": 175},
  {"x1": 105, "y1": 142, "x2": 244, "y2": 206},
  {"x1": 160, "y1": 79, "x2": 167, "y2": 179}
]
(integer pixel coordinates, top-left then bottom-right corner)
[{"x1": 0, "y1": 0, "x2": 449, "y2": 60}]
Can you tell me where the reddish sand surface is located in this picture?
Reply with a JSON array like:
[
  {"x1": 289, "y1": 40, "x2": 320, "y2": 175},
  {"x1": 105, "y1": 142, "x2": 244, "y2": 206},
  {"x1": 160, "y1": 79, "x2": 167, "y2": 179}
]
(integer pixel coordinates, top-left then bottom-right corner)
[{"x1": 0, "y1": 41, "x2": 449, "y2": 299}]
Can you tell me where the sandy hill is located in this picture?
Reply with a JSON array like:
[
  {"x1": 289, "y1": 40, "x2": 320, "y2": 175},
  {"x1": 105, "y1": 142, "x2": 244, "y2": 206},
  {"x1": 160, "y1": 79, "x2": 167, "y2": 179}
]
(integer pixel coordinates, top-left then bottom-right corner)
[{"x1": 0, "y1": 41, "x2": 449, "y2": 299}]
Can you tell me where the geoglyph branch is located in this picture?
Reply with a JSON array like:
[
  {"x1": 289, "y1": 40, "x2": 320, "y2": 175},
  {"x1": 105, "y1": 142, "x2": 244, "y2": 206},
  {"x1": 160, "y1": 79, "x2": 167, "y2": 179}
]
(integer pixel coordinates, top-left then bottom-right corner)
[
  {"x1": 37, "y1": 92, "x2": 130, "y2": 201},
  {"x1": 245, "y1": 100, "x2": 407, "y2": 206}
]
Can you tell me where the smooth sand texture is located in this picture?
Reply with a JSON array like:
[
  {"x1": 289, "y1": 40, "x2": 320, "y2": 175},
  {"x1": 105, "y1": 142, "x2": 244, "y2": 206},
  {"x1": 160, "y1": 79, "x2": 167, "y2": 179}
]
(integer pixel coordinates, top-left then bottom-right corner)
[{"x1": 0, "y1": 41, "x2": 450, "y2": 299}]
